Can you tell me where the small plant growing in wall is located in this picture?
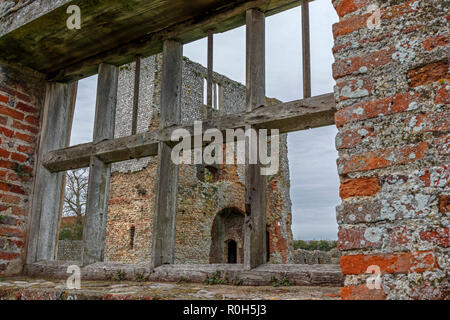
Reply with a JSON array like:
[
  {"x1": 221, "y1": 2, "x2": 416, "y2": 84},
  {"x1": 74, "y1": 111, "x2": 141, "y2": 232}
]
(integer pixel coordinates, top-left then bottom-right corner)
[
  {"x1": 135, "y1": 184, "x2": 147, "y2": 196},
  {"x1": 270, "y1": 275, "x2": 291, "y2": 287},
  {"x1": 203, "y1": 271, "x2": 227, "y2": 285},
  {"x1": 177, "y1": 277, "x2": 190, "y2": 284},
  {"x1": 231, "y1": 277, "x2": 243, "y2": 286},
  {"x1": 133, "y1": 273, "x2": 146, "y2": 282},
  {"x1": 109, "y1": 270, "x2": 126, "y2": 281},
  {"x1": 13, "y1": 163, "x2": 32, "y2": 180}
]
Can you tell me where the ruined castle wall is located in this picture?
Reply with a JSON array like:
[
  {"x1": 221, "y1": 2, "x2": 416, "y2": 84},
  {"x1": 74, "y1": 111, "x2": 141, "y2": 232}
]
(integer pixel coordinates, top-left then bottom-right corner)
[
  {"x1": 0, "y1": 64, "x2": 45, "y2": 276},
  {"x1": 332, "y1": 0, "x2": 449, "y2": 300},
  {"x1": 105, "y1": 55, "x2": 293, "y2": 264}
]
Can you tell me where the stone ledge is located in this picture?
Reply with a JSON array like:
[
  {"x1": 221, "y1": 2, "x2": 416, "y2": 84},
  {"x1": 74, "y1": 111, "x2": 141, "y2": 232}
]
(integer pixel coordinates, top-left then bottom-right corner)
[
  {"x1": 0, "y1": 277, "x2": 342, "y2": 300},
  {"x1": 23, "y1": 262, "x2": 344, "y2": 287}
]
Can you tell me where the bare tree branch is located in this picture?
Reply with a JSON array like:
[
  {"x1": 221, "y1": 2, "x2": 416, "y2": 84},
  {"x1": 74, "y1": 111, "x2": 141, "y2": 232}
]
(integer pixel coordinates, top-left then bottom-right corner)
[{"x1": 63, "y1": 168, "x2": 88, "y2": 225}]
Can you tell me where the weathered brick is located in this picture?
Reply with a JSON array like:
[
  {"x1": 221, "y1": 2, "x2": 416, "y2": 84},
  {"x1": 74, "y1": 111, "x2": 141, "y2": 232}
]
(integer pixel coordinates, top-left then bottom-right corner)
[
  {"x1": 17, "y1": 145, "x2": 33, "y2": 154},
  {"x1": 24, "y1": 115, "x2": 39, "y2": 126},
  {"x1": 14, "y1": 132, "x2": 34, "y2": 144},
  {"x1": 405, "y1": 111, "x2": 450, "y2": 134},
  {"x1": 0, "y1": 252, "x2": 21, "y2": 261},
  {"x1": 408, "y1": 61, "x2": 450, "y2": 87},
  {"x1": 332, "y1": 47, "x2": 394, "y2": 79},
  {"x1": 10, "y1": 152, "x2": 27, "y2": 163},
  {"x1": 422, "y1": 34, "x2": 450, "y2": 52},
  {"x1": 0, "y1": 225, "x2": 25, "y2": 238},
  {"x1": 340, "y1": 251, "x2": 437, "y2": 275},
  {"x1": 0, "y1": 148, "x2": 10, "y2": 159},
  {"x1": 338, "y1": 226, "x2": 383, "y2": 250},
  {"x1": 12, "y1": 120, "x2": 38, "y2": 135},
  {"x1": 0, "y1": 126, "x2": 14, "y2": 138},
  {"x1": 439, "y1": 196, "x2": 449, "y2": 214},
  {"x1": 332, "y1": 13, "x2": 370, "y2": 39},
  {"x1": 435, "y1": 83, "x2": 450, "y2": 104},
  {"x1": 339, "y1": 142, "x2": 428, "y2": 174},
  {"x1": 335, "y1": 78, "x2": 373, "y2": 102},
  {"x1": 336, "y1": 126, "x2": 376, "y2": 149},
  {"x1": 339, "y1": 177, "x2": 380, "y2": 199},
  {"x1": 418, "y1": 166, "x2": 448, "y2": 188},
  {"x1": 0, "y1": 182, "x2": 26, "y2": 195},
  {"x1": 420, "y1": 228, "x2": 449, "y2": 248},
  {"x1": 341, "y1": 285, "x2": 386, "y2": 300},
  {"x1": 0, "y1": 194, "x2": 21, "y2": 205},
  {"x1": 335, "y1": 92, "x2": 420, "y2": 127},
  {"x1": 0, "y1": 105, "x2": 24, "y2": 121},
  {"x1": 15, "y1": 102, "x2": 38, "y2": 114},
  {"x1": 433, "y1": 134, "x2": 449, "y2": 155},
  {"x1": 0, "y1": 94, "x2": 8, "y2": 104}
]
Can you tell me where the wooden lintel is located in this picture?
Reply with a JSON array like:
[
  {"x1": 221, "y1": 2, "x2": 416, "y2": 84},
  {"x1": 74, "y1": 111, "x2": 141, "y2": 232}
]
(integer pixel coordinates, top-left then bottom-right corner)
[{"x1": 42, "y1": 93, "x2": 335, "y2": 173}]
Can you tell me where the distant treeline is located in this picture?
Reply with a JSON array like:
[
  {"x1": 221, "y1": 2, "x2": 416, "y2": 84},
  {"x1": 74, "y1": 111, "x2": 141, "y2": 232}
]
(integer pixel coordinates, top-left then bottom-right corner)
[{"x1": 293, "y1": 240, "x2": 337, "y2": 252}]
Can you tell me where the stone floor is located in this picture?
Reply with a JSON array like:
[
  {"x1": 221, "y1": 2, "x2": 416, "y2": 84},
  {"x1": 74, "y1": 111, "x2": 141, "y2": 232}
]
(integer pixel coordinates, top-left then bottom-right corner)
[{"x1": 0, "y1": 277, "x2": 342, "y2": 300}]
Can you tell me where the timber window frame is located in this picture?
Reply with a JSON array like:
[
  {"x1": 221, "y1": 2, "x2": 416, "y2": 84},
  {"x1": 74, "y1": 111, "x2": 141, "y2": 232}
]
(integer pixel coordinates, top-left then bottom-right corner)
[{"x1": 26, "y1": 4, "x2": 335, "y2": 271}]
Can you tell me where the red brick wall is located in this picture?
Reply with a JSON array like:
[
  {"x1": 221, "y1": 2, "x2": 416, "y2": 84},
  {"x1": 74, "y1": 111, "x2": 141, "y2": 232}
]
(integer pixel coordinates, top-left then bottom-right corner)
[
  {"x1": 0, "y1": 65, "x2": 44, "y2": 276},
  {"x1": 332, "y1": 0, "x2": 449, "y2": 300}
]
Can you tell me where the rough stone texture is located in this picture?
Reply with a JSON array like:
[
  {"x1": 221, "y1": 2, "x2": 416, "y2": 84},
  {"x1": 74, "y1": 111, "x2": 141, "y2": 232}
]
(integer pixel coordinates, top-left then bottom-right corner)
[
  {"x1": 0, "y1": 64, "x2": 45, "y2": 277},
  {"x1": 56, "y1": 240, "x2": 82, "y2": 262},
  {"x1": 106, "y1": 55, "x2": 293, "y2": 265},
  {"x1": 292, "y1": 250, "x2": 334, "y2": 265},
  {"x1": 0, "y1": 277, "x2": 342, "y2": 300},
  {"x1": 332, "y1": 0, "x2": 449, "y2": 300},
  {"x1": 22, "y1": 261, "x2": 344, "y2": 287}
]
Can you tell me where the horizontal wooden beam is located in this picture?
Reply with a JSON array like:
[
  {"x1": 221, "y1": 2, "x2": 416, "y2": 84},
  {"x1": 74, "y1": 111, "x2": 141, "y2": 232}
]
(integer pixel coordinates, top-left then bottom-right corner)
[{"x1": 42, "y1": 93, "x2": 335, "y2": 172}]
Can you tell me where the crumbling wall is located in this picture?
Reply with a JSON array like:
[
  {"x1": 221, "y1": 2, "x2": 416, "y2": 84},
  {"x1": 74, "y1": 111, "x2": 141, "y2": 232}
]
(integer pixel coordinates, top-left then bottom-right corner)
[
  {"x1": 0, "y1": 64, "x2": 45, "y2": 276},
  {"x1": 56, "y1": 240, "x2": 82, "y2": 261},
  {"x1": 332, "y1": 0, "x2": 449, "y2": 300},
  {"x1": 105, "y1": 55, "x2": 293, "y2": 265}
]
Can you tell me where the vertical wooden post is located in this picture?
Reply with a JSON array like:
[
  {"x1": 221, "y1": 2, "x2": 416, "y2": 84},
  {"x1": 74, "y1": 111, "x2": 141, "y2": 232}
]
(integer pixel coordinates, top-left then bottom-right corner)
[
  {"x1": 151, "y1": 40, "x2": 182, "y2": 268},
  {"x1": 302, "y1": 0, "x2": 311, "y2": 98},
  {"x1": 82, "y1": 63, "x2": 119, "y2": 265},
  {"x1": 26, "y1": 82, "x2": 77, "y2": 263},
  {"x1": 131, "y1": 55, "x2": 141, "y2": 135},
  {"x1": 207, "y1": 30, "x2": 214, "y2": 116},
  {"x1": 244, "y1": 8, "x2": 267, "y2": 270}
]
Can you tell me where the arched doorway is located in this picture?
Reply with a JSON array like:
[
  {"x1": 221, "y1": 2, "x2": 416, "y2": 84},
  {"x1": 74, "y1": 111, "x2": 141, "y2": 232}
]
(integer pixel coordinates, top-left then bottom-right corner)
[{"x1": 209, "y1": 207, "x2": 244, "y2": 264}]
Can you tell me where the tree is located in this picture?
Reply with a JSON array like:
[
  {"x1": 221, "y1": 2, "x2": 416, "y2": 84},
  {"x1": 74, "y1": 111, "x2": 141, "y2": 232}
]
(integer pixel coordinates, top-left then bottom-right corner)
[{"x1": 63, "y1": 168, "x2": 88, "y2": 225}]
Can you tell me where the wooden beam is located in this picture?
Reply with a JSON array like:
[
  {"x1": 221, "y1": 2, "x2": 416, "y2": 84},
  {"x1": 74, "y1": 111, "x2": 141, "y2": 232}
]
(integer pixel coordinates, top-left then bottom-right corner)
[
  {"x1": 26, "y1": 82, "x2": 77, "y2": 264},
  {"x1": 131, "y1": 56, "x2": 141, "y2": 135},
  {"x1": 82, "y1": 64, "x2": 119, "y2": 265},
  {"x1": 244, "y1": 9, "x2": 266, "y2": 270},
  {"x1": 42, "y1": 93, "x2": 335, "y2": 173},
  {"x1": 207, "y1": 30, "x2": 214, "y2": 112},
  {"x1": 301, "y1": 0, "x2": 311, "y2": 98},
  {"x1": 151, "y1": 40, "x2": 182, "y2": 268}
]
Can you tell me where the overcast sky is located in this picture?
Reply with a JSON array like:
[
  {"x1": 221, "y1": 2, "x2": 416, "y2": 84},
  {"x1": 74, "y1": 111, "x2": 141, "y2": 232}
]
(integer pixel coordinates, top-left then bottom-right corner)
[{"x1": 70, "y1": 0, "x2": 340, "y2": 240}]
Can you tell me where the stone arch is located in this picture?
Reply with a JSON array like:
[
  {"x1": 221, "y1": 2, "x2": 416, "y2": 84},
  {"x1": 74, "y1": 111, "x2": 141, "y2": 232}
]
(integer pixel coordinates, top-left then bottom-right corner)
[{"x1": 209, "y1": 207, "x2": 245, "y2": 264}]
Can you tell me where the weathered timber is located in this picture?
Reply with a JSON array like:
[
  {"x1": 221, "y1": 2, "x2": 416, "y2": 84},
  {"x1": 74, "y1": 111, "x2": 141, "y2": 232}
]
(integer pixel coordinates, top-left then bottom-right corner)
[
  {"x1": 151, "y1": 41, "x2": 182, "y2": 268},
  {"x1": 42, "y1": 93, "x2": 335, "y2": 173},
  {"x1": 0, "y1": 0, "x2": 315, "y2": 82},
  {"x1": 301, "y1": 0, "x2": 311, "y2": 98},
  {"x1": 26, "y1": 82, "x2": 77, "y2": 264},
  {"x1": 82, "y1": 64, "x2": 119, "y2": 265},
  {"x1": 131, "y1": 55, "x2": 141, "y2": 135},
  {"x1": 244, "y1": 9, "x2": 267, "y2": 270},
  {"x1": 23, "y1": 261, "x2": 344, "y2": 286},
  {"x1": 207, "y1": 30, "x2": 214, "y2": 112}
]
